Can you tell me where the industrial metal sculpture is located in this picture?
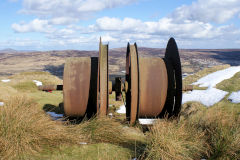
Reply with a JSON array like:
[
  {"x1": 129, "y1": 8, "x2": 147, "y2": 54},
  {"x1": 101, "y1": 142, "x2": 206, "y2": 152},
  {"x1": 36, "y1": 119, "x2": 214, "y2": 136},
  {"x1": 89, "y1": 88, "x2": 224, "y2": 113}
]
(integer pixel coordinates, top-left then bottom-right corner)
[{"x1": 39, "y1": 37, "x2": 189, "y2": 125}]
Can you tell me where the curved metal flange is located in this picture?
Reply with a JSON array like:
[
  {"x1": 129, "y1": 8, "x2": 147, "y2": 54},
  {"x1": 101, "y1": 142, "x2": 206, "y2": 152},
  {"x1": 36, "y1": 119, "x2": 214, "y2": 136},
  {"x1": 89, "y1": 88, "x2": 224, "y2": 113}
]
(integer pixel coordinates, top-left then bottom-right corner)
[
  {"x1": 98, "y1": 39, "x2": 109, "y2": 116},
  {"x1": 161, "y1": 37, "x2": 182, "y2": 118},
  {"x1": 126, "y1": 43, "x2": 139, "y2": 125}
]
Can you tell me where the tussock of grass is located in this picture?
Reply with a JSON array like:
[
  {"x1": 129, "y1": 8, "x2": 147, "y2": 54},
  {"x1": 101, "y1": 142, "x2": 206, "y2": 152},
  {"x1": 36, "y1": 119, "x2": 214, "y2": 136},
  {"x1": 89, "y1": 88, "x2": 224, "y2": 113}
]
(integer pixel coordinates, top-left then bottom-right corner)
[
  {"x1": 0, "y1": 96, "x2": 85, "y2": 160},
  {"x1": 144, "y1": 119, "x2": 208, "y2": 160},
  {"x1": 189, "y1": 108, "x2": 240, "y2": 159},
  {"x1": 180, "y1": 102, "x2": 206, "y2": 120},
  {"x1": 76, "y1": 117, "x2": 128, "y2": 145},
  {"x1": 65, "y1": 117, "x2": 146, "y2": 159}
]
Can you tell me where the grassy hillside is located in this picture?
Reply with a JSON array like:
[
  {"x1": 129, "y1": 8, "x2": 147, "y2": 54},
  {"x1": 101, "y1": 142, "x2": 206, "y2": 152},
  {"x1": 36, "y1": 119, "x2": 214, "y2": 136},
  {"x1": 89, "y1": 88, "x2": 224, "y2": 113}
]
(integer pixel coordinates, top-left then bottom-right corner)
[{"x1": 0, "y1": 66, "x2": 239, "y2": 159}]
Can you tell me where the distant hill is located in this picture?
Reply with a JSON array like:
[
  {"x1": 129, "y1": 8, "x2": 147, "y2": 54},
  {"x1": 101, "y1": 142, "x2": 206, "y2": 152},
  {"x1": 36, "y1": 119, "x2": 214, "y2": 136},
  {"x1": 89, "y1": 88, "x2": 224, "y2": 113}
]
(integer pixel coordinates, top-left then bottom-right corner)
[
  {"x1": 0, "y1": 48, "x2": 240, "y2": 77},
  {"x1": 0, "y1": 48, "x2": 37, "y2": 54},
  {"x1": 0, "y1": 48, "x2": 18, "y2": 53}
]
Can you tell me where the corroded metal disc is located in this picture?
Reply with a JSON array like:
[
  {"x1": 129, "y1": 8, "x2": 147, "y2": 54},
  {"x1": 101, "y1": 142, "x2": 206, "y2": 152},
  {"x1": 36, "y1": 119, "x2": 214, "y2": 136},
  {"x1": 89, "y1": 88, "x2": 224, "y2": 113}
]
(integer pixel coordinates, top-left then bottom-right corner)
[
  {"x1": 63, "y1": 58, "x2": 91, "y2": 116},
  {"x1": 164, "y1": 37, "x2": 182, "y2": 117},
  {"x1": 98, "y1": 41, "x2": 109, "y2": 116},
  {"x1": 138, "y1": 57, "x2": 168, "y2": 118},
  {"x1": 126, "y1": 43, "x2": 139, "y2": 125}
]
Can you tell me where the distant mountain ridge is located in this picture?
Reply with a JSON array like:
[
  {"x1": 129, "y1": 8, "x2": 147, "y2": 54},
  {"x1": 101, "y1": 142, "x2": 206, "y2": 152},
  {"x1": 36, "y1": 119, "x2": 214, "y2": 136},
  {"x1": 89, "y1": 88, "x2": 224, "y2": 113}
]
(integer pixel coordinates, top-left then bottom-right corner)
[
  {"x1": 0, "y1": 48, "x2": 37, "y2": 53},
  {"x1": 0, "y1": 47, "x2": 240, "y2": 77}
]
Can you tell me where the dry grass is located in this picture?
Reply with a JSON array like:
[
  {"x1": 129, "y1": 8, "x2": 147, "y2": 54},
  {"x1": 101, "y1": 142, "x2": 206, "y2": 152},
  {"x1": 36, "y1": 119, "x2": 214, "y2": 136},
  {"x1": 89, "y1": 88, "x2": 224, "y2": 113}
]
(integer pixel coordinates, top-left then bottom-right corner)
[
  {"x1": 188, "y1": 107, "x2": 240, "y2": 159},
  {"x1": 180, "y1": 102, "x2": 206, "y2": 120},
  {"x1": 0, "y1": 96, "x2": 84, "y2": 160},
  {"x1": 76, "y1": 117, "x2": 130, "y2": 145},
  {"x1": 0, "y1": 84, "x2": 18, "y2": 101},
  {"x1": 144, "y1": 119, "x2": 208, "y2": 160}
]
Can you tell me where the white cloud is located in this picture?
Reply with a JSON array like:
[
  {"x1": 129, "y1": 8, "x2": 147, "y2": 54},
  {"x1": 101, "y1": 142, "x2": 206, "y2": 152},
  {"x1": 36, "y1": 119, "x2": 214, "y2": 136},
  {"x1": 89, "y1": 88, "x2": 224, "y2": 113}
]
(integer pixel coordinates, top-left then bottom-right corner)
[
  {"x1": 170, "y1": 0, "x2": 240, "y2": 23},
  {"x1": 9, "y1": 0, "x2": 240, "y2": 49},
  {"x1": 19, "y1": 0, "x2": 136, "y2": 25},
  {"x1": 96, "y1": 17, "x2": 142, "y2": 32},
  {"x1": 94, "y1": 17, "x2": 239, "y2": 39},
  {"x1": 12, "y1": 19, "x2": 54, "y2": 33},
  {"x1": 49, "y1": 17, "x2": 79, "y2": 25}
]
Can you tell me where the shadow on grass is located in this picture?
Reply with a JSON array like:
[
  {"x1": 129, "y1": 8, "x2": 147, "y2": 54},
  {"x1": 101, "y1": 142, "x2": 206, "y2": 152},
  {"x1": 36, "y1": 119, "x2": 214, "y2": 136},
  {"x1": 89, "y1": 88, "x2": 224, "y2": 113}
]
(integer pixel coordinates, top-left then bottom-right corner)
[
  {"x1": 42, "y1": 103, "x2": 87, "y2": 123},
  {"x1": 43, "y1": 103, "x2": 64, "y2": 114},
  {"x1": 121, "y1": 140, "x2": 147, "y2": 159}
]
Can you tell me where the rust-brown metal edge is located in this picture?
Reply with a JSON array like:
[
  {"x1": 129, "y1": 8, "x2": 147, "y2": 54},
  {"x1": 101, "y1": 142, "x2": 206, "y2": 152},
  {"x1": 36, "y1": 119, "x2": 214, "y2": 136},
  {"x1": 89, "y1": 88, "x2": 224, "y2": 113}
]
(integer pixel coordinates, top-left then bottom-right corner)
[
  {"x1": 125, "y1": 43, "x2": 131, "y2": 121},
  {"x1": 129, "y1": 43, "x2": 139, "y2": 125},
  {"x1": 99, "y1": 41, "x2": 109, "y2": 116}
]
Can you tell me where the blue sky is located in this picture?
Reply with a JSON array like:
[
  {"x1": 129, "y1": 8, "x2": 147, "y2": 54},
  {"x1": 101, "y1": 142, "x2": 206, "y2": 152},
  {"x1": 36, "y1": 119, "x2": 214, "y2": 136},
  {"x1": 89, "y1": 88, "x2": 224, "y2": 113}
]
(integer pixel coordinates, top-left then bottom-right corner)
[{"x1": 0, "y1": 0, "x2": 240, "y2": 50}]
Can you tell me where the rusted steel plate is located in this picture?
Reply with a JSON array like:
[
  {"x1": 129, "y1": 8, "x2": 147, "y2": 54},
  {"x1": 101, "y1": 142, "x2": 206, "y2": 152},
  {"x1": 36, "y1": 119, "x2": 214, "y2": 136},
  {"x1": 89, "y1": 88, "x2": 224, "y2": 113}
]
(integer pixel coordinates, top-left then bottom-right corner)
[
  {"x1": 85, "y1": 57, "x2": 98, "y2": 118},
  {"x1": 129, "y1": 43, "x2": 139, "y2": 125},
  {"x1": 99, "y1": 42, "x2": 109, "y2": 116},
  {"x1": 138, "y1": 57, "x2": 168, "y2": 117},
  {"x1": 63, "y1": 58, "x2": 91, "y2": 116},
  {"x1": 165, "y1": 37, "x2": 182, "y2": 117},
  {"x1": 125, "y1": 43, "x2": 131, "y2": 121}
]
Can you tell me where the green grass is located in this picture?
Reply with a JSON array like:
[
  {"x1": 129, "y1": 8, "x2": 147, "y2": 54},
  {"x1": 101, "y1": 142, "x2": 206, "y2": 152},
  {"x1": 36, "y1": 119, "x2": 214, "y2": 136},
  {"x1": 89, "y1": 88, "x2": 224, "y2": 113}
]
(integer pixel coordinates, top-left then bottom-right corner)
[
  {"x1": 30, "y1": 91, "x2": 63, "y2": 109},
  {"x1": 36, "y1": 143, "x2": 133, "y2": 160},
  {"x1": 13, "y1": 81, "x2": 38, "y2": 92},
  {"x1": 216, "y1": 71, "x2": 240, "y2": 92}
]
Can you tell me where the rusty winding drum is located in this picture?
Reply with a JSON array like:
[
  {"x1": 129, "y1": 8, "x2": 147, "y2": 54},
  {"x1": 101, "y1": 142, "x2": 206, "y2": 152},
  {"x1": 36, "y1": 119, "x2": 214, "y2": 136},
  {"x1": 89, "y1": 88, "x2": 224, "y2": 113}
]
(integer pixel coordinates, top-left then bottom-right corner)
[{"x1": 126, "y1": 38, "x2": 182, "y2": 125}]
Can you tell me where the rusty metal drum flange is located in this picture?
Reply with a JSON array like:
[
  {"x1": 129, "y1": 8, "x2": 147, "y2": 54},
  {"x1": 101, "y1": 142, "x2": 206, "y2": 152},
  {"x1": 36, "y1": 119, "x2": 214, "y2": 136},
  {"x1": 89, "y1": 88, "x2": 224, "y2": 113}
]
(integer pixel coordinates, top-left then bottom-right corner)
[
  {"x1": 163, "y1": 37, "x2": 182, "y2": 118},
  {"x1": 126, "y1": 43, "x2": 169, "y2": 124},
  {"x1": 126, "y1": 43, "x2": 139, "y2": 125}
]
